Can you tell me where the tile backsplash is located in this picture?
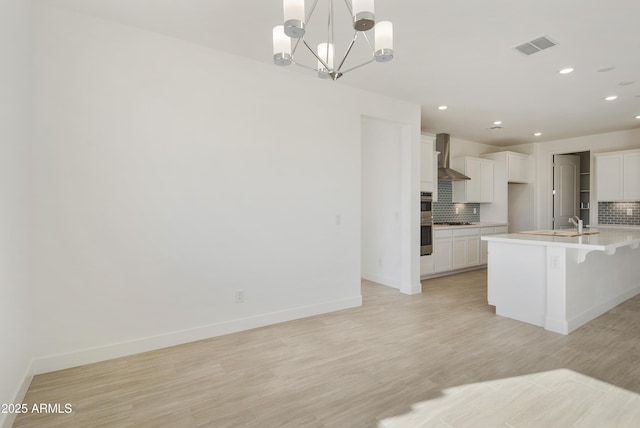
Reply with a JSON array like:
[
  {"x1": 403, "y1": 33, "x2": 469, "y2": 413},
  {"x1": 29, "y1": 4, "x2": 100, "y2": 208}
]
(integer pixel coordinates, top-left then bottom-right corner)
[
  {"x1": 598, "y1": 202, "x2": 640, "y2": 225},
  {"x1": 433, "y1": 181, "x2": 480, "y2": 223}
]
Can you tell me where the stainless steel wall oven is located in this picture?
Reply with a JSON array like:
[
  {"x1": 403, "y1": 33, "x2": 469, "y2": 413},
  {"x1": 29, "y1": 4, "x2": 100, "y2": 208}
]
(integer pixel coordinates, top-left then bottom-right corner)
[{"x1": 420, "y1": 192, "x2": 433, "y2": 256}]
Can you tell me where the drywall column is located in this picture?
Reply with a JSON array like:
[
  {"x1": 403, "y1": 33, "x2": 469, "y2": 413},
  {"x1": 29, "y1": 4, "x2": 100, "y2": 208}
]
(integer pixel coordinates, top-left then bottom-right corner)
[
  {"x1": 361, "y1": 117, "x2": 403, "y2": 289},
  {"x1": 0, "y1": 1, "x2": 33, "y2": 427}
]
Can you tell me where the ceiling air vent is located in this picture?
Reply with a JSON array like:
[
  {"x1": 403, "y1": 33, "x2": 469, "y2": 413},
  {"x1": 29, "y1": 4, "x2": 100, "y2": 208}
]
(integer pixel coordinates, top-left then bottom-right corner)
[{"x1": 515, "y1": 36, "x2": 556, "y2": 56}]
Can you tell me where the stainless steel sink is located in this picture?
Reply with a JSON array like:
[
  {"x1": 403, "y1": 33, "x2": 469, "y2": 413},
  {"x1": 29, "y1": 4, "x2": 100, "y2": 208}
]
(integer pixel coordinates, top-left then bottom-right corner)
[{"x1": 517, "y1": 230, "x2": 599, "y2": 237}]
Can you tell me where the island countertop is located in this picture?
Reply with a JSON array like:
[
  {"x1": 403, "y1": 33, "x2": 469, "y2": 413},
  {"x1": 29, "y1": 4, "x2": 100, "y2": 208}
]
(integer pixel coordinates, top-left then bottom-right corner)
[
  {"x1": 484, "y1": 226, "x2": 640, "y2": 335},
  {"x1": 482, "y1": 227, "x2": 640, "y2": 252}
]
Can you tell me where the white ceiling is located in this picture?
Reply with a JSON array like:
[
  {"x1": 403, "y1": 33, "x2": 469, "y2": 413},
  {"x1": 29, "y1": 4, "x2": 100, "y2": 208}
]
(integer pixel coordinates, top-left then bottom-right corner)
[{"x1": 40, "y1": 0, "x2": 640, "y2": 146}]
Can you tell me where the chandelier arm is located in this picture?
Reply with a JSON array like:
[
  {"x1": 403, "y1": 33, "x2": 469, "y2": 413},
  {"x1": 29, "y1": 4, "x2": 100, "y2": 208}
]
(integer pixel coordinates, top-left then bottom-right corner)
[
  {"x1": 302, "y1": 39, "x2": 331, "y2": 71},
  {"x1": 337, "y1": 57, "x2": 375, "y2": 75},
  {"x1": 291, "y1": 37, "x2": 302, "y2": 56},
  {"x1": 336, "y1": 32, "x2": 359, "y2": 73},
  {"x1": 341, "y1": 0, "x2": 353, "y2": 15},
  {"x1": 327, "y1": 0, "x2": 333, "y2": 49},
  {"x1": 361, "y1": 31, "x2": 376, "y2": 54},
  {"x1": 305, "y1": 0, "x2": 320, "y2": 26}
]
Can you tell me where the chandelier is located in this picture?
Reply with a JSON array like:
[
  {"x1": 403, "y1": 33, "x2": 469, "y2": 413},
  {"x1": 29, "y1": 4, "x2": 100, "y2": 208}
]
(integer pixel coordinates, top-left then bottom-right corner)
[{"x1": 272, "y1": 0, "x2": 394, "y2": 80}]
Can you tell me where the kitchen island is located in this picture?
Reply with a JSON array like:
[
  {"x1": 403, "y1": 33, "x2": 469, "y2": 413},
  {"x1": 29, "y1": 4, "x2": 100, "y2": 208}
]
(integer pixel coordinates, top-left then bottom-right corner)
[{"x1": 482, "y1": 228, "x2": 640, "y2": 334}]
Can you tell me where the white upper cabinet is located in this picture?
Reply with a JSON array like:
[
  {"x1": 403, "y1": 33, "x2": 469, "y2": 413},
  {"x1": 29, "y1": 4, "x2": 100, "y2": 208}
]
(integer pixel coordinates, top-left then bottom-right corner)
[
  {"x1": 596, "y1": 153, "x2": 623, "y2": 201},
  {"x1": 483, "y1": 151, "x2": 531, "y2": 183},
  {"x1": 505, "y1": 152, "x2": 531, "y2": 183},
  {"x1": 595, "y1": 149, "x2": 640, "y2": 201},
  {"x1": 623, "y1": 152, "x2": 640, "y2": 200},
  {"x1": 420, "y1": 135, "x2": 438, "y2": 200},
  {"x1": 452, "y1": 157, "x2": 494, "y2": 203}
]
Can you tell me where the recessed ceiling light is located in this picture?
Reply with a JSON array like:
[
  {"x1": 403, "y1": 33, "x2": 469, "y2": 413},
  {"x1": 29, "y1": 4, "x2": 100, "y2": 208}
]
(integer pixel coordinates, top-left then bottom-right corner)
[
  {"x1": 559, "y1": 67, "x2": 574, "y2": 74},
  {"x1": 438, "y1": 105, "x2": 448, "y2": 110},
  {"x1": 636, "y1": 115, "x2": 640, "y2": 119},
  {"x1": 534, "y1": 132, "x2": 542, "y2": 136},
  {"x1": 604, "y1": 95, "x2": 618, "y2": 101},
  {"x1": 493, "y1": 120, "x2": 502, "y2": 125}
]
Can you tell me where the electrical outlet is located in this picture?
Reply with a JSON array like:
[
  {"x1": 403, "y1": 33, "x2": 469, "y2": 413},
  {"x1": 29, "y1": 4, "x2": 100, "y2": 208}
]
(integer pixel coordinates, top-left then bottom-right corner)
[
  {"x1": 235, "y1": 290, "x2": 244, "y2": 303},
  {"x1": 455, "y1": 207, "x2": 459, "y2": 214},
  {"x1": 473, "y1": 208, "x2": 477, "y2": 214},
  {"x1": 627, "y1": 209, "x2": 633, "y2": 216}
]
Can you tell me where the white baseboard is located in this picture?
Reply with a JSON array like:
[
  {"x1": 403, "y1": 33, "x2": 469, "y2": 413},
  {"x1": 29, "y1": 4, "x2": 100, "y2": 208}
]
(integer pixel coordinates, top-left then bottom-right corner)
[
  {"x1": 362, "y1": 273, "x2": 422, "y2": 294},
  {"x1": 362, "y1": 272, "x2": 400, "y2": 289},
  {"x1": 567, "y1": 285, "x2": 640, "y2": 334},
  {"x1": 401, "y1": 282, "x2": 423, "y2": 295},
  {"x1": 544, "y1": 316, "x2": 569, "y2": 335},
  {"x1": 31, "y1": 295, "x2": 362, "y2": 375},
  {"x1": 421, "y1": 264, "x2": 485, "y2": 280},
  {"x1": 1, "y1": 362, "x2": 34, "y2": 428}
]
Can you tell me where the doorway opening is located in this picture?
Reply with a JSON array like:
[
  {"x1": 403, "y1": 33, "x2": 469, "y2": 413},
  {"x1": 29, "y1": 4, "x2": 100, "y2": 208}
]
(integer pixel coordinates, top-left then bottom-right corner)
[{"x1": 552, "y1": 151, "x2": 590, "y2": 230}]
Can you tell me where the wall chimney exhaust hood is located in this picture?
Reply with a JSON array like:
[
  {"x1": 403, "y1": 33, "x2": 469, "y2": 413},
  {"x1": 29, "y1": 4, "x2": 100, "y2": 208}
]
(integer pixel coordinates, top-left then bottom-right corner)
[{"x1": 436, "y1": 133, "x2": 470, "y2": 181}]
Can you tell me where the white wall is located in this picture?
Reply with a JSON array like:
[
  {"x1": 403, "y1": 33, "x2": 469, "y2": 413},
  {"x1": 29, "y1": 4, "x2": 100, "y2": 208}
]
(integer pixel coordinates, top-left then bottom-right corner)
[
  {"x1": 361, "y1": 118, "x2": 403, "y2": 288},
  {"x1": 450, "y1": 136, "x2": 501, "y2": 158},
  {"x1": 510, "y1": 144, "x2": 536, "y2": 231},
  {"x1": 0, "y1": 1, "x2": 32, "y2": 426},
  {"x1": 29, "y1": 4, "x2": 421, "y2": 372},
  {"x1": 421, "y1": 132, "x2": 501, "y2": 159},
  {"x1": 534, "y1": 129, "x2": 640, "y2": 229}
]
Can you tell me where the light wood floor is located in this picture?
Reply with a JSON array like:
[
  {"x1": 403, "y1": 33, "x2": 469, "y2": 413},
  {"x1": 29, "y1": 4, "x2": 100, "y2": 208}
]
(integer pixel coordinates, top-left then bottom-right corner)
[{"x1": 14, "y1": 269, "x2": 640, "y2": 427}]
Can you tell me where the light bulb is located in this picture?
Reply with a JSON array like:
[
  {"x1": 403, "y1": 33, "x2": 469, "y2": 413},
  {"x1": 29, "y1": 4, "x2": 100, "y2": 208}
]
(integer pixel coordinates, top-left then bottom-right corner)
[
  {"x1": 374, "y1": 21, "x2": 393, "y2": 62},
  {"x1": 272, "y1": 26, "x2": 292, "y2": 66},
  {"x1": 317, "y1": 43, "x2": 335, "y2": 78}
]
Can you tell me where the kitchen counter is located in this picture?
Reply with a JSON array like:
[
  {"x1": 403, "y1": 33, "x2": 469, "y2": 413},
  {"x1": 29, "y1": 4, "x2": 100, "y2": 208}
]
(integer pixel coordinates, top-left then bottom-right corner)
[
  {"x1": 434, "y1": 222, "x2": 507, "y2": 230},
  {"x1": 482, "y1": 227, "x2": 640, "y2": 335},
  {"x1": 483, "y1": 228, "x2": 640, "y2": 258}
]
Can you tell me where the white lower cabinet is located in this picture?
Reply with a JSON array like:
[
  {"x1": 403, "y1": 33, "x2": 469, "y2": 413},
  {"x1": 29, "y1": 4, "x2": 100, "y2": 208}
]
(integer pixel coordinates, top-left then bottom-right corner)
[
  {"x1": 420, "y1": 254, "x2": 435, "y2": 276},
  {"x1": 452, "y1": 228, "x2": 480, "y2": 269},
  {"x1": 427, "y1": 225, "x2": 508, "y2": 277},
  {"x1": 434, "y1": 229, "x2": 453, "y2": 273}
]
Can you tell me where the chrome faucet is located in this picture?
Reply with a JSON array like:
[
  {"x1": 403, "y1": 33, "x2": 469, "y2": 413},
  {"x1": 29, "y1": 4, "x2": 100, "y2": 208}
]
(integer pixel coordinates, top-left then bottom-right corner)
[{"x1": 569, "y1": 216, "x2": 583, "y2": 233}]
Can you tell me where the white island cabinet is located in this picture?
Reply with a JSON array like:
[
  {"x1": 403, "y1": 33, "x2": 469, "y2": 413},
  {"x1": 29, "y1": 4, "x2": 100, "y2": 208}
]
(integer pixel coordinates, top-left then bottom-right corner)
[{"x1": 483, "y1": 229, "x2": 640, "y2": 334}]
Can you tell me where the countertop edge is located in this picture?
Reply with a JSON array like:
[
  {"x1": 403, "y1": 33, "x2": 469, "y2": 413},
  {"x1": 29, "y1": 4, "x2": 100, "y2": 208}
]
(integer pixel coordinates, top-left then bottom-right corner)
[
  {"x1": 434, "y1": 222, "x2": 508, "y2": 230},
  {"x1": 482, "y1": 229, "x2": 640, "y2": 252},
  {"x1": 591, "y1": 224, "x2": 640, "y2": 230}
]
